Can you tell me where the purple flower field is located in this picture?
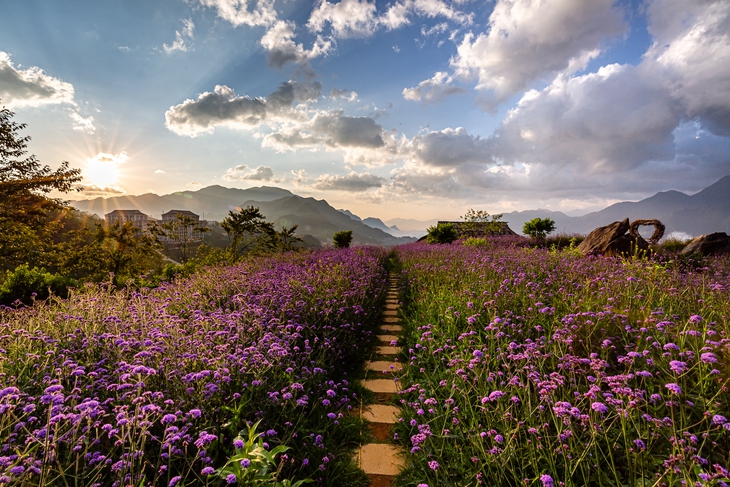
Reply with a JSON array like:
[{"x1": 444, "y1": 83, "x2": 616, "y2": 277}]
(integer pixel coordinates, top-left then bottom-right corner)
[
  {"x1": 0, "y1": 247, "x2": 387, "y2": 486},
  {"x1": 393, "y1": 243, "x2": 730, "y2": 486}
]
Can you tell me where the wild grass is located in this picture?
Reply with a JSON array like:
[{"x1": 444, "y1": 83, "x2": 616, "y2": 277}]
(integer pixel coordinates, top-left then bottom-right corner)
[{"x1": 392, "y1": 242, "x2": 730, "y2": 487}]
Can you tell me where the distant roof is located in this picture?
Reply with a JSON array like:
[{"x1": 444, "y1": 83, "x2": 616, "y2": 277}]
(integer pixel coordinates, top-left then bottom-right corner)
[
  {"x1": 162, "y1": 209, "x2": 199, "y2": 217},
  {"x1": 105, "y1": 209, "x2": 148, "y2": 216}
]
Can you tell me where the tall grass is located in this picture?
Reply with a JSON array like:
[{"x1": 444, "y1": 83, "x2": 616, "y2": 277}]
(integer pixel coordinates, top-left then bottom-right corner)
[{"x1": 393, "y1": 242, "x2": 730, "y2": 486}]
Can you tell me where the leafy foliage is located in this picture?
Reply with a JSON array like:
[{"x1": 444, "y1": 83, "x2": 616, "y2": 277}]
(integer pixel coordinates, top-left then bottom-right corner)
[
  {"x1": 0, "y1": 103, "x2": 82, "y2": 271},
  {"x1": 460, "y1": 208, "x2": 504, "y2": 235},
  {"x1": 151, "y1": 213, "x2": 209, "y2": 263},
  {"x1": 221, "y1": 206, "x2": 278, "y2": 261},
  {"x1": 523, "y1": 217, "x2": 556, "y2": 239},
  {"x1": 0, "y1": 264, "x2": 74, "y2": 305},
  {"x1": 332, "y1": 230, "x2": 353, "y2": 248},
  {"x1": 426, "y1": 222, "x2": 457, "y2": 244}
]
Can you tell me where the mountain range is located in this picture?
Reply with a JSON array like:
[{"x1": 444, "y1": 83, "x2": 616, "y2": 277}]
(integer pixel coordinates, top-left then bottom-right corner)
[
  {"x1": 70, "y1": 175, "x2": 730, "y2": 243},
  {"x1": 70, "y1": 186, "x2": 413, "y2": 246}
]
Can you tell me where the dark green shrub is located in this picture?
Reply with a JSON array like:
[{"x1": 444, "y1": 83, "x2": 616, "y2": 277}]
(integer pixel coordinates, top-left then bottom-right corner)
[
  {"x1": 0, "y1": 264, "x2": 74, "y2": 305},
  {"x1": 426, "y1": 223, "x2": 458, "y2": 244},
  {"x1": 333, "y1": 230, "x2": 353, "y2": 248},
  {"x1": 523, "y1": 217, "x2": 556, "y2": 239}
]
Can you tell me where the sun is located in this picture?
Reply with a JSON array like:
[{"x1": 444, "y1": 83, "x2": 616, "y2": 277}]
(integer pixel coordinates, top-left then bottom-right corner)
[{"x1": 84, "y1": 152, "x2": 127, "y2": 188}]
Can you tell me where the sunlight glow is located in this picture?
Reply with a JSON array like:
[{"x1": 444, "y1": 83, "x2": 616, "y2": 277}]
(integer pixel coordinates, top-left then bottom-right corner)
[{"x1": 84, "y1": 152, "x2": 127, "y2": 189}]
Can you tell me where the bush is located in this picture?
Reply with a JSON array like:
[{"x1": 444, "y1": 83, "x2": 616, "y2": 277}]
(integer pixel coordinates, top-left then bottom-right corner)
[
  {"x1": 462, "y1": 237, "x2": 490, "y2": 248},
  {"x1": 523, "y1": 217, "x2": 556, "y2": 239},
  {"x1": 333, "y1": 230, "x2": 354, "y2": 248},
  {"x1": 0, "y1": 264, "x2": 74, "y2": 305},
  {"x1": 426, "y1": 223, "x2": 458, "y2": 244}
]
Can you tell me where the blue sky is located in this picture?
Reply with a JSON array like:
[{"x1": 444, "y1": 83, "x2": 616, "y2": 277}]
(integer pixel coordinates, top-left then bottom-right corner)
[{"x1": 1, "y1": 0, "x2": 729, "y2": 220}]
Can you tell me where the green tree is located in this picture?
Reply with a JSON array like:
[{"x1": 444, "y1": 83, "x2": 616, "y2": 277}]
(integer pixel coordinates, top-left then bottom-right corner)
[
  {"x1": 460, "y1": 208, "x2": 504, "y2": 236},
  {"x1": 151, "y1": 213, "x2": 209, "y2": 263},
  {"x1": 277, "y1": 224, "x2": 304, "y2": 251},
  {"x1": 523, "y1": 217, "x2": 556, "y2": 240},
  {"x1": 221, "y1": 206, "x2": 277, "y2": 262},
  {"x1": 426, "y1": 223, "x2": 458, "y2": 244},
  {"x1": 0, "y1": 102, "x2": 82, "y2": 270},
  {"x1": 60, "y1": 221, "x2": 162, "y2": 285},
  {"x1": 332, "y1": 230, "x2": 353, "y2": 248}
]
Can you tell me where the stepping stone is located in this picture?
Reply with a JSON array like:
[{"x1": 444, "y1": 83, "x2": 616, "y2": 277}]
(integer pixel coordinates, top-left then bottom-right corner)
[
  {"x1": 380, "y1": 324, "x2": 402, "y2": 332},
  {"x1": 367, "y1": 360, "x2": 402, "y2": 373},
  {"x1": 383, "y1": 317, "x2": 400, "y2": 325},
  {"x1": 362, "y1": 403, "x2": 401, "y2": 442},
  {"x1": 362, "y1": 404, "x2": 400, "y2": 424},
  {"x1": 357, "y1": 444, "x2": 406, "y2": 476},
  {"x1": 375, "y1": 346, "x2": 399, "y2": 355},
  {"x1": 383, "y1": 309, "x2": 398, "y2": 317},
  {"x1": 385, "y1": 304, "x2": 399, "y2": 311},
  {"x1": 361, "y1": 379, "x2": 400, "y2": 394},
  {"x1": 377, "y1": 334, "x2": 399, "y2": 343}
]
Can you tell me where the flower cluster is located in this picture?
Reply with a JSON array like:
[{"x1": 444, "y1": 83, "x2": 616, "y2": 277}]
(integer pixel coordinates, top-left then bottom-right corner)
[
  {"x1": 393, "y1": 242, "x2": 730, "y2": 486},
  {"x1": 0, "y1": 247, "x2": 387, "y2": 485}
]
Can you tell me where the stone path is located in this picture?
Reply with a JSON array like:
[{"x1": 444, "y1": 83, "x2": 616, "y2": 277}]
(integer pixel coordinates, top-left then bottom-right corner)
[{"x1": 356, "y1": 275, "x2": 406, "y2": 487}]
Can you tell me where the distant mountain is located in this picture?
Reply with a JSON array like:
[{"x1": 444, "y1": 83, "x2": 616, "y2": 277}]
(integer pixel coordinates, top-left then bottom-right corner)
[
  {"x1": 383, "y1": 218, "x2": 440, "y2": 237},
  {"x1": 241, "y1": 196, "x2": 414, "y2": 246},
  {"x1": 71, "y1": 185, "x2": 294, "y2": 221},
  {"x1": 337, "y1": 209, "x2": 362, "y2": 222},
  {"x1": 500, "y1": 176, "x2": 730, "y2": 237}
]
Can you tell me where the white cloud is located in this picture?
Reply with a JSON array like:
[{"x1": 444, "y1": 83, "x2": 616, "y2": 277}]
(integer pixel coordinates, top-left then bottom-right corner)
[
  {"x1": 0, "y1": 51, "x2": 75, "y2": 108},
  {"x1": 155, "y1": 169, "x2": 166, "y2": 174},
  {"x1": 450, "y1": 0, "x2": 626, "y2": 109},
  {"x1": 402, "y1": 71, "x2": 466, "y2": 104},
  {"x1": 329, "y1": 87, "x2": 358, "y2": 101},
  {"x1": 163, "y1": 18, "x2": 195, "y2": 54},
  {"x1": 492, "y1": 64, "x2": 682, "y2": 172},
  {"x1": 643, "y1": 0, "x2": 730, "y2": 135},
  {"x1": 313, "y1": 171, "x2": 386, "y2": 191},
  {"x1": 165, "y1": 81, "x2": 321, "y2": 136},
  {"x1": 69, "y1": 111, "x2": 96, "y2": 134},
  {"x1": 0, "y1": 51, "x2": 96, "y2": 133},
  {"x1": 308, "y1": 0, "x2": 378, "y2": 38},
  {"x1": 197, "y1": 0, "x2": 277, "y2": 27},
  {"x1": 402, "y1": 127, "x2": 490, "y2": 167},
  {"x1": 308, "y1": 0, "x2": 472, "y2": 38},
  {"x1": 260, "y1": 20, "x2": 332, "y2": 68},
  {"x1": 223, "y1": 164, "x2": 278, "y2": 181}
]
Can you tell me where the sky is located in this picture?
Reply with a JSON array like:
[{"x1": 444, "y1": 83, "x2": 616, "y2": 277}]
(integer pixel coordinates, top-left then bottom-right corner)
[{"x1": 1, "y1": 0, "x2": 729, "y2": 221}]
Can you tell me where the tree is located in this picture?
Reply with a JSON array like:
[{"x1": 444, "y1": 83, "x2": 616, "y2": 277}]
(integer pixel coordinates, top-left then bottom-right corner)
[
  {"x1": 221, "y1": 206, "x2": 277, "y2": 262},
  {"x1": 0, "y1": 102, "x2": 82, "y2": 270},
  {"x1": 523, "y1": 217, "x2": 556, "y2": 240},
  {"x1": 332, "y1": 230, "x2": 353, "y2": 248},
  {"x1": 60, "y1": 221, "x2": 163, "y2": 286},
  {"x1": 460, "y1": 209, "x2": 504, "y2": 236},
  {"x1": 277, "y1": 224, "x2": 304, "y2": 251},
  {"x1": 426, "y1": 223, "x2": 458, "y2": 244},
  {"x1": 151, "y1": 213, "x2": 209, "y2": 263}
]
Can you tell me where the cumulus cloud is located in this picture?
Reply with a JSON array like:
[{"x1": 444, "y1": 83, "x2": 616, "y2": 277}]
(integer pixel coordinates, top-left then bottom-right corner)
[
  {"x1": 0, "y1": 51, "x2": 96, "y2": 133},
  {"x1": 313, "y1": 171, "x2": 386, "y2": 191},
  {"x1": 308, "y1": 0, "x2": 378, "y2": 38},
  {"x1": 165, "y1": 80, "x2": 321, "y2": 136},
  {"x1": 223, "y1": 164, "x2": 277, "y2": 181},
  {"x1": 69, "y1": 112, "x2": 96, "y2": 134},
  {"x1": 491, "y1": 64, "x2": 682, "y2": 172},
  {"x1": 0, "y1": 51, "x2": 75, "y2": 108},
  {"x1": 307, "y1": 0, "x2": 471, "y2": 38},
  {"x1": 163, "y1": 18, "x2": 194, "y2": 53},
  {"x1": 643, "y1": 0, "x2": 730, "y2": 135},
  {"x1": 450, "y1": 0, "x2": 626, "y2": 109},
  {"x1": 401, "y1": 127, "x2": 490, "y2": 167},
  {"x1": 329, "y1": 87, "x2": 358, "y2": 101},
  {"x1": 197, "y1": 0, "x2": 277, "y2": 27},
  {"x1": 261, "y1": 20, "x2": 332, "y2": 68},
  {"x1": 402, "y1": 72, "x2": 465, "y2": 104}
]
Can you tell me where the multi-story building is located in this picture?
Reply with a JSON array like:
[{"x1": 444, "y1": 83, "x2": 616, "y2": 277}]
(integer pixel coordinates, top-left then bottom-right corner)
[
  {"x1": 104, "y1": 209, "x2": 156, "y2": 232},
  {"x1": 159, "y1": 210, "x2": 206, "y2": 242}
]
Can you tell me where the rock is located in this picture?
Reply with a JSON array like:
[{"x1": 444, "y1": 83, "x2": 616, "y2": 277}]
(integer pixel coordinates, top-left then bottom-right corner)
[
  {"x1": 680, "y1": 232, "x2": 730, "y2": 256},
  {"x1": 577, "y1": 218, "x2": 650, "y2": 256}
]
